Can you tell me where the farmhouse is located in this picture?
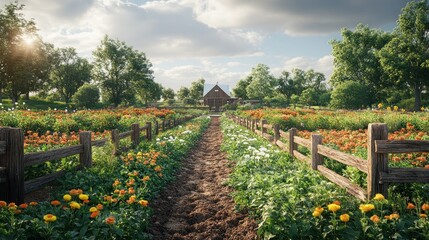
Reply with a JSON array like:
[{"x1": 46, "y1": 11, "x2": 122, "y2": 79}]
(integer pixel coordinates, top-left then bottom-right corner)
[{"x1": 203, "y1": 83, "x2": 233, "y2": 111}]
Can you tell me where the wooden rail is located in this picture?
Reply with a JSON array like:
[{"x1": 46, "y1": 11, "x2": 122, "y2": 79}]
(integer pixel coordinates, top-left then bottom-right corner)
[
  {"x1": 228, "y1": 114, "x2": 429, "y2": 201},
  {"x1": 0, "y1": 115, "x2": 196, "y2": 203}
]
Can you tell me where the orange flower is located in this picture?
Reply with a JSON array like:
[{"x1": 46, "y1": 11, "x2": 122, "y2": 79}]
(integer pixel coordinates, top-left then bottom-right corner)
[
  {"x1": 96, "y1": 203, "x2": 103, "y2": 210},
  {"x1": 332, "y1": 200, "x2": 341, "y2": 206},
  {"x1": 422, "y1": 203, "x2": 429, "y2": 211},
  {"x1": 420, "y1": 214, "x2": 427, "y2": 218},
  {"x1": 90, "y1": 211, "x2": 99, "y2": 218},
  {"x1": 370, "y1": 215, "x2": 380, "y2": 223},
  {"x1": 51, "y1": 200, "x2": 61, "y2": 206},
  {"x1": 139, "y1": 200, "x2": 149, "y2": 207},
  {"x1": 407, "y1": 203, "x2": 416, "y2": 209},
  {"x1": 19, "y1": 203, "x2": 28, "y2": 209},
  {"x1": 154, "y1": 166, "x2": 162, "y2": 172},
  {"x1": 29, "y1": 202, "x2": 38, "y2": 206},
  {"x1": 142, "y1": 176, "x2": 150, "y2": 182},
  {"x1": 105, "y1": 216, "x2": 116, "y2": 225},
  {"x1": 8, "y1": 202, "x2": 17, "y2": 208},
  {"x1": 126, "y1": 195, "x2": 136, "y2": 204},
  {"x1": 340, "y1": 213, "x2": 350, "y2": 222},
  {"x1": 128, "y1": 188, "x2": 135, "y2": 194},
  {"x1": 0, "y1": 201, "x2": 7, "y2": 207}
]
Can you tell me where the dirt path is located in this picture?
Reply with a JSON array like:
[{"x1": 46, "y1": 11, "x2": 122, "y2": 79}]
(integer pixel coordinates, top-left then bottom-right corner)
[{"x1": 149, "y1": 116, "x2": 257, "y2": 240}]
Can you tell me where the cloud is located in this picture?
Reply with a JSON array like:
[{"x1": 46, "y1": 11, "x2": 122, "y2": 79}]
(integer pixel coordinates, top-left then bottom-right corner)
[
  {"x1": 193, "y1": 0, "x2": 409, "y2": 35},
  {"x1": 272, "y1": 55, "x2": 334, "y2": 79}
]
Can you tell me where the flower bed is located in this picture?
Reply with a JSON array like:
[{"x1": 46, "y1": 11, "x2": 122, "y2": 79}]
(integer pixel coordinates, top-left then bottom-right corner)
[
  {"x1": 0, "y1": 116, "x2": 210, "y2": 239},
  {"x1": 221, "y1": 117, "x2": 429, "y2": 239}
]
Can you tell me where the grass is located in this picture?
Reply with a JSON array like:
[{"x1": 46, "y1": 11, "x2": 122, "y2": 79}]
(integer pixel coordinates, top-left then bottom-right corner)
[{"x1": 1, "y1": 98, "x2": 71, "y2": 111}]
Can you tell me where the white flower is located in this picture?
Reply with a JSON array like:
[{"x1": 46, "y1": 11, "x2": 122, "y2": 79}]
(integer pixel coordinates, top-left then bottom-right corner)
[{"x1": 14, "y1": 102, "x2": 18, "y2": 105}]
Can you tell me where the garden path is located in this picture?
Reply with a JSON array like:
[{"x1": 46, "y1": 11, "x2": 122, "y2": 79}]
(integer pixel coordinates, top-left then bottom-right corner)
[{"x1": 149, "y1": 116, "x2": 257, "y2": 240}]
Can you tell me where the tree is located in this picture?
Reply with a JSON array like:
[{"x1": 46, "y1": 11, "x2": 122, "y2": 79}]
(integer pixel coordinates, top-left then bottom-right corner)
[
  {"x1": 177, "y1": 87, "x2": 190, "y2": 102},
  {"x1": 0, "y1": 3, "x2": 49, "y2": 102},
  {"x1": 233, "y1": 77, "x2": 251, "y2": 99},
  {"x1": 299, "y1": 88, "x2": 318, "y2": 107},
  {"x1": 330, "y1": 24, "x2": 392, "y2": 105},
  {"x1": 162, "y1": 88, "x2": 175, "y2": 100},
  {"x1": 50, "y1": 47, "x2": 92, "y2": 104},
  {"x1": 136, "y1": 81, "x2": 162, "y2": 106},
  {"x1": 330, "y1": 81, "x2": 370, "y2": 109},
  {"x1": 378, "y1": 0, "x2": 429, "y2": 111},
  {"x1": 189, "y1": 78, "x2": 205, "y2": 101},
  {"x1": 246, "y1": 64, "x2": 276, "y2": 100},
  {"x1": 72, "y1": 84, "x2": 100, "y2": 109},
  {"x1": 92, "y1": 35, "x2": 153, "y2": 107}
]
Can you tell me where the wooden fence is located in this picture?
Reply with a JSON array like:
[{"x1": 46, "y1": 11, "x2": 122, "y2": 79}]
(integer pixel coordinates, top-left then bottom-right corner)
[
  {"x1": 229, "y1": 115, "x2": 429, "y2": 201},
  {"x1": 0, "y1": 116, "x2": 195, "y2": 204}
]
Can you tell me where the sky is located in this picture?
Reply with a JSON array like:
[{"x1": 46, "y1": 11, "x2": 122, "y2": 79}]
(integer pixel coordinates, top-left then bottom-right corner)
[{"x1": 1, "y1": 0, "x2": 411, "y2": 92}]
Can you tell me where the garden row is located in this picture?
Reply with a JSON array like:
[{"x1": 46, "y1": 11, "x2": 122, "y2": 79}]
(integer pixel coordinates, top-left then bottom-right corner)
[
  {"x1": 221, "y1": 117, "x2": 429, "y2": 239},
  {"x1": 0, "y1": 116, "x2": 211, "y2": 239}
]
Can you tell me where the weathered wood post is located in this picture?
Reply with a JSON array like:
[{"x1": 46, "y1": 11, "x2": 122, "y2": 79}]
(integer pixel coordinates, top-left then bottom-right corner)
[
  {"x1": 251, "y1": 119, "x2": 256, "y2": 132},
  {"x1": 261, "y1": 119, "x2": 267, "y2": 137},
  {"x1": 289, "y1": 128, "x2": 298, "y2": 156},
  {"x1": 273, "y1": 124, "x2": 280, "y2": 144},
  {"x1": 311, "y1": 134, "x2": 323, "y2": 170},
  {"x1": 79, "y1": 131, "x2": 92, "y2": 168},
  {"x1": 0, "y1": 128, "x2": 25, "y2": 203},
  {"x1": 162, "y1": 120, "x2": 166, "y2": 131},
  {"x1": 131, "y1": 123, "x2": 140, "y2": 146},
  {"x1": 111, "y1": 129, "x2": 119, "y2": 155},
  {"x1": 368, "y1": 123, "x2": 389, "y2": 199},
  {"x1": 146, "y1": 122, "x2": 152, "y2": 141},
  {"x1": 154, "y1": 121, "x2": 159, "y2": 136}
]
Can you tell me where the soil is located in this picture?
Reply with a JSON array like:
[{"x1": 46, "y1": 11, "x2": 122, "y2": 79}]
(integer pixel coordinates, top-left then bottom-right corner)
[{"x1": 149, "y1": 116, "x2": 258, "y2": 240}]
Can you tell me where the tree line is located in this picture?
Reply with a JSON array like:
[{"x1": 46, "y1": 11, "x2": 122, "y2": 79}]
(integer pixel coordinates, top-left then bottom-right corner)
[
  {"x1": 233, "y1": 0, "x2": 429, "y2": 111},
  {"x1": 0, "y1": 3, "x2": 161, "y2": 108}
]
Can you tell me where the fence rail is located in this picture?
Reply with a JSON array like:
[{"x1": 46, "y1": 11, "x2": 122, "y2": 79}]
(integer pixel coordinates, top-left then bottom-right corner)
[
  {"x1": 229, "y1": 114, "x2": 429, "y2": 201},
  {"x1": 0, "y1": 116, "x2": 195, "y2": 203}
]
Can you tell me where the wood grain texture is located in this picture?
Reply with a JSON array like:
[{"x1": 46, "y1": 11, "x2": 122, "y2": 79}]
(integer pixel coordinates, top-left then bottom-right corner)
[
  {"x1": 275, "y1": 140, "x2": 288, "y2": 151},
  {"x1": 0, "y1": 141, "x2": 5, "y2": 154},
  {"x1": 279, "y1": 130, "x2": 289, "y2": 139},
  {"x1": 119, "y1": 130, "x2": 133, "y2": 139},
  {"x1": 294, "y1": 136, "x2": 311, "y2": 149},
  {"x1": 318, "y1": 165, "x2": 367, "y2": 201},
  {"x1": 380, "y1": 168, "x2": 429, "y2": 183},
  {"x1": 24, "y1": 145, "x2": 83, "y2": 167},
  {"x1": 293, "y1": 150, "x2": 311, "y2": 165},
  {"x1": 92, "y1": 139, "x2": 108, "y2": 147},
  {"x1": 318, "y1": 145, "x2": 368, "y2": 173},
  {"x1": 367, "y1": 123, "x2": 389, "y2": 199},
  {"x1": 375, "y1": 140, "x2": 429, "y2": 153},
  {"x1": 24, "y1": 167, "x2": 79, "y2": 194},
  {"x1": 311, "y1": 134, "x2": 323, "y2": 170}
]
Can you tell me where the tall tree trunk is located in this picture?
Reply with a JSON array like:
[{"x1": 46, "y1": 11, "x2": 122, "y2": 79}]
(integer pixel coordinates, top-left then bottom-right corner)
[
  {"x1": 414, "y1": 83, "x2": 422, "y2": 111},
  {"x1": 25, "y1": 92, "x2": 30, "y2": 100}
]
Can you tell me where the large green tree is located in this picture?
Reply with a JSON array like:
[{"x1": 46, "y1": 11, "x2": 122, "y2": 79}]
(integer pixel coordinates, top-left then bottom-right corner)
[
  {"x1": 246, "y1": 64, "x2": 276, "y2": 100},
  {"x1": 92, "y1": 36, "x2": 154, "y2": 107},
  {"x1": 232, "y1": 77, "x2": 251, "y2": 99},
  {"x1": 177, "y1": 86, "x2": 190, "y2": 102},
  {"x1": 378, "y1": 0, "x2": 429, "y2": 111},
  {"x1": 330, "y1": 24, "x2": 392, "y2": 105},
  {"x1": 189, "y1": 78, "x2": 205, "y2": 101},
  {"x1": 162, "y1": 88, "x2": 175, "y2": 100},
  {"x1": 50, "y1": 47, "x2": 92, "y2": 104}
]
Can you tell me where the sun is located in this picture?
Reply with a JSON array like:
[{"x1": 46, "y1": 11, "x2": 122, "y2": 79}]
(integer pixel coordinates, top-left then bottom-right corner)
[{"x1": 21, "y1": 33, "x2": 36, "y2": 46}]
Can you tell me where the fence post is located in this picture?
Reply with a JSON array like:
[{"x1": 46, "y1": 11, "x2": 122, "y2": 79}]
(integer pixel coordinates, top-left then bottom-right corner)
[
  {"x1": 311, "y1": 134, "x2": 323, "y2": 170},
  {"x1": 79, "y1": 131, "x2": 92, "y2": 168},
  {"x1": 162, "y1": 120, "x2": 166, "y2": 131},
  {"x1": 146, "y1": 122, "x2": 152, "y2": 141},
  {"x1": 273, "y1": 124, "x2": 280, "y2": 143},
  {"x1": 289, "y1": 128, "x2": 297, "y2": 156},
  {"x1": 368, "y1": 123, "x2": 389, "y2": 199},
  {"x1": 251, "y1": 119, "x2": 256, "y2": 132},
  {"x1": 261, "y1": 119, "x2": 267, "y2": 137},
  {"x1": 111, "y1": 129, "x2": 119, "y2": 155},
  {"x1": 131, "y1": 123, "x2": 140, "y2": 146},
  {"x1": 0, "y1": 128, "x2": 25, "y2": 204},
  {"x1": 154, "y1": 121, "x2": 159, "y2": 136}
]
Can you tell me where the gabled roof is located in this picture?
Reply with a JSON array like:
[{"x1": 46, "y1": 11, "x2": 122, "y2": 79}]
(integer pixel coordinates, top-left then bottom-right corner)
[{"x1": 203, "y1": 84, "x2": 230, "y2": 97}]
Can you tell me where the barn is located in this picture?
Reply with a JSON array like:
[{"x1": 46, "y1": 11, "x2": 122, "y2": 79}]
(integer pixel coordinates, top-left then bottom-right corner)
[{"x1": 203, "y1": 83, "x2": 233, "y2": 111}]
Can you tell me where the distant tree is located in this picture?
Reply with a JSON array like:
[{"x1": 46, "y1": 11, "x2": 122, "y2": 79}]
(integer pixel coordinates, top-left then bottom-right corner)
[
  {"x1": 299, "y1": 88, "x2": 318, "y2": 107},
  {"x1": 72, "y1": 84, "x2": 100, "y2": 109},
  {"x1": 246, "y1": 64, "x2": 276, "y2": 100},
  {"x1": 233, "y1": 77, "x2": 251, "y2": 99},
  {"x1": 162, "y1": 88, "x2": 175, "y2": 100},
  {"x1": 378, "y1": 0, "x2": 429, "y2": 111},
  {"x1": 189, "y1": 78, "x2": 205, "y2": 101},
  {"x1": 136, "y1": 81, "x2": 162, "y2": 106},
  {"x1": 177, "y1": 87, "x2": 190, "y2": 102},
  {"x1": 330, "y1": 24, "x2": 392, "y2": 105},
  {"x1": 50, "y1": 47, "x2": 92, "y2": 104},
  {"x1": 330, "y1": 81, "x2": 370, "y2": 109},
  {"x1": 290, "y1": 94, "x2": 300, "y2": 108}
]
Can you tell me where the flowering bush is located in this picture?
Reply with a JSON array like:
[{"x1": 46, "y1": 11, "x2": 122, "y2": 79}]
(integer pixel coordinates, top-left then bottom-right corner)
[{"x1": 0, "y1": 116, "x2": 210, "y2": 239}]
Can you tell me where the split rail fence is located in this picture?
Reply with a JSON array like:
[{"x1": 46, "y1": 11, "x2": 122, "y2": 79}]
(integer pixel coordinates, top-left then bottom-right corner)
[
  {"x1": 229, "y1": 115, "x2": 429, "y2": 201},
  {"x1": 0, "y1": 116, "x2": 195, "y2": 204}
]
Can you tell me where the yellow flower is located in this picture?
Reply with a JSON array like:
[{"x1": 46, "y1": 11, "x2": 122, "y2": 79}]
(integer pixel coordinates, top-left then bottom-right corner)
[
  {"x1": 421, "y1": 107, "x2": 425, "y2": 111},
  {"x1": 401, "y1": 108, "x2": 405, "y2": 112},
  {"x1": 359, "y1": 204, "x2": 375, "y2": 213},
  {"x1": 378, "y1": 103, "x2": 383, "y2": 109},
  {"x1": 312, "y1": 207, "x2": 324, "y2": 217},
  {"x1": 387, "y1": 106, "x2": 391, "y2": 111},
  {"x1": 63, "y1": 194, "x2": 72, "y2": 202},
  {"x1": 373, "y1": 194, "x2": 385, "y2": 201},
  {"x1": 340, "y1": 213, "x2": 350, "y2": 222},
  {"x1": 393, "y1": 106, "x2": 398, "y2": 111},
  {"x1": 43, "y1": 214, "x2": 57, "y2": 223},
  {"x1": 89, "y1": 207, "x2": 98, "y2": 213},
  {"x1": 327, "y1": 203, "x2": 341, "y2": 212},
  {"x1": 69, "y1": 201, "x2": 81, "y2": 210},
  {"x1": 79, "y1": 194, "x2": 89, "y2": 201}
]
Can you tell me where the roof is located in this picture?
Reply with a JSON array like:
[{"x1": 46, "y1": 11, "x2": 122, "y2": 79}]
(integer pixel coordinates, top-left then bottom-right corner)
[{"x1": 203, "y1": 84, "x2": 230, "y2": 97}]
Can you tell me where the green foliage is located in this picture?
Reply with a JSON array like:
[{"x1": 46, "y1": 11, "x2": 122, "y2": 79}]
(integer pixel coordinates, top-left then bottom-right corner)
[
  {"x1": 233, "y1": 77, "x2": 252, "y2": 99},
  {"x1": 330, "y1": 81, "x2": 370, "y2": 109},
  {"x1": 161, "y1": 88, "x2": 175, "y2": 100},
  {"x1": 72, "y1": 84, "x2": 100, "y2": 109},
  {"x1": 177, "y1": 87, "x2": 190, "y2": 102},
  {"x1": 189, "y1": 78, "x2": 205, "y2": 100},
  {"x1": 246, "y1": 64, "x2": 276, "y2": 100}
]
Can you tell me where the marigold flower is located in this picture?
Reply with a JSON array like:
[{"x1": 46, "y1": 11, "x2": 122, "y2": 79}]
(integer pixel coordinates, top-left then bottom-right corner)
[
  {"x1": 422, "y1": 203, "x2": 429, "y2": 211},
  {"x1": 51, "y1": 200, "x2": 61, "y2": 206},
  {"x1": 79, "y1": 194, "x2": 89, "y2": 201},
  {"x1": 126, "y1": 195, "x2": 136, "y2": 204},
  {"x1": 29, "y1": 202, "x2": 38, "y2": 206},
  {"x1": 327, "y1": 203, "x2": 341, "y2": 212},
  {"x1": 69, "y1": 189, "x2": 83, "y2": 196},
  {"x1": 43, "y1": 214, "x2": 57, "y2": 223},
  {"x1": 128, "y1": 187, "x2": 135, "y2": 194},
  {"x1": 420, "y1": 214, "x2": 427, "y2": 218},
  {"x1": 373, "y1": 194, "x2": 385, "y2": 201},
  {"x1": 19, "y1": 203, "x2": 28, "y2": 209},
  {"x1": 370, "y1": 215, "x2": 380, "y2": 223},
  {"x1": 63, "y1": 194, "x2": 72, "y2": 202},
  {"x1": 332, "y1": 200, "x2": 341, "y2": 205},
  {"x1": 359, "y1": 204, "x2": 375, "y2": 213},
  {"x1": 96, "y1": 204, "x2": 103, "y2": 210},
  {"x1": 142, "y1": 176, "x2": 150, "y2": 182},
  {"x1": 0, "y1": 201, "x2": 7, "y2": 207},
  {"x1": 407, "y1": 203, "x2": 416, "y2": 209},
  {"x1": 8, "y1": 202, "x2": 17, "y2": 208},
  {"x1": 139, "y1": 200, "x2": 149, "y2": 207},
  {"x1": 90, "y1": 211, "x2": 99, "y2": 218},
  {"x1": 312, "y1": 210, "x2": 322, "y2": 217},
  {"x1": 390, "y1": 213, "x2": 400, "y2": 220},
  {"x1": 154, "y1": 166, "x2": 162, "y2": 172},
  {"x1": 89, "y1": 207, "x2": 98, "y2": 213},
  {"x1": 105, "y1": 216, "x2": 116, "y2": 225},
  {"x1": 340, "y1": 213, "x2": 350, "y2": 222},
  {"x1": 69, "y1": 201, "x2": 81, "y2": 210}
]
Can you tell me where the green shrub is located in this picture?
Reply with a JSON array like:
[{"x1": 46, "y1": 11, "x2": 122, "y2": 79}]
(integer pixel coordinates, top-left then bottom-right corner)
[{"x1": 72, "y1": 84, "x2": 100, "y2": 109}]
